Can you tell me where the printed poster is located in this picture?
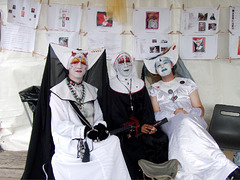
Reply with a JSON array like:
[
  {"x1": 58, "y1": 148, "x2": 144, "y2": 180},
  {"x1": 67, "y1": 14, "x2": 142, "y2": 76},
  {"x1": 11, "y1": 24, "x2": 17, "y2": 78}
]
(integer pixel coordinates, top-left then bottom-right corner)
[
  {"x1": 1, "y1": 23, "x2": 36, "y2": 52},
  {"x1": 46, "y1": 32, "x2": 81, "y2": 49},
  {"x1": 7, "y1": 0, "x2": 41, "y2": 28},
  {"x1": 180, "y1": 35, "x2": 218, "y2": 59},
  {"x1": 46, "y1": 4, "x2": 82, "y2": 32},
  {"x1": 229, "y1": 7, "x2": 240, "y2": 58},
  {"x1": 133, "y1": 33, "x2": 171, "y2": 60},
  {"x1": 181, "y1": 7, "x2": 219, "y2": 35}
]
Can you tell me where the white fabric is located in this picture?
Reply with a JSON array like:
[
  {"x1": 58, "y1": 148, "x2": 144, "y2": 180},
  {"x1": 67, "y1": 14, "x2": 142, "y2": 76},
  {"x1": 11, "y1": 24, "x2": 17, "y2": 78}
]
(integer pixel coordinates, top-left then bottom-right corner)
[
  {"x1": 50, "y1": 78, "x2": 130, "y2": 180},
  {"x1": 52, "y1": 136, "x2": 130, "y2": 180},
  {"x1": 149, "y1": 77, "x2": 237, "y2": 180},
  {"x1": 144, "y1": 45, "x2": 178, "y2": 75},
  {"x1": 51, "y1": 43, "x2": 104, "y2": 70},
  {"x1": 110, "y1": 76, "x2": 144, "y2": 94}
]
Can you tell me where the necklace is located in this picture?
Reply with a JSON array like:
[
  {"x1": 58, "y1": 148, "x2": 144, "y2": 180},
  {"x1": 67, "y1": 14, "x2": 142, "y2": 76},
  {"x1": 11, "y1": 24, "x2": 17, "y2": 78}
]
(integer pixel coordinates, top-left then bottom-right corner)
[
  {"x1": 117, "y1": 76, "x2": 133, "y2": 111},
  {"x1": 67, "y1": 78, "x2": 86, "y2": 109}
]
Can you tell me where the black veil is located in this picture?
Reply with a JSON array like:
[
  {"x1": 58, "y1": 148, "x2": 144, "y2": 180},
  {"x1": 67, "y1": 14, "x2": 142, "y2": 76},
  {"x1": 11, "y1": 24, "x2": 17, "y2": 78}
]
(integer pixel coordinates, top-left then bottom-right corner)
[{"x1": 22, "y1": 44, "x2": 108, "y2": 179}]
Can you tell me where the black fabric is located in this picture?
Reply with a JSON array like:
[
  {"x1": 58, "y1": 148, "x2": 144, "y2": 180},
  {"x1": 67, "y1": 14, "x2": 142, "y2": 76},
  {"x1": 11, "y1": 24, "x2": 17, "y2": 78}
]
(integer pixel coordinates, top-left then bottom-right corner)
[
  {"x1": 19, "y1": 86, "x2": 41, "y2": 113},
  {"x1": 21, "y1": 45, "x2": 108, "y2": 179},
  {"x1": 107, "y1": 86, "x2": 168, "y2": 180},
  {"x1": 94, "y1": 123, "x2": 109, "y2": 141}
]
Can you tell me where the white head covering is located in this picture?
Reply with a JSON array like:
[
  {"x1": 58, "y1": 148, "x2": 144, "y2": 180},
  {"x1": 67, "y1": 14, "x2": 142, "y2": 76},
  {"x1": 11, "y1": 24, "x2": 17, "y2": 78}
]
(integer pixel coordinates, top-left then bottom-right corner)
[
  {"x1": 144, "y1": 45, "x2": 178, "y2": 75},
  {"x1": 50, "y1": 43, "x2": 104, "y2": 70},
  {"x1": 109, "y1": 51, "x2": 144, "y2": 94}
]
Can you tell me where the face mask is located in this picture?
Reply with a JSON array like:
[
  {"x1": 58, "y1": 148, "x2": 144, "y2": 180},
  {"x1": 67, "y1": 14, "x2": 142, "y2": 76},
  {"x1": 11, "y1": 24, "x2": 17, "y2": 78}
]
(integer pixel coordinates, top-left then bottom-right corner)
[
  {"x1": 116, "y1": 56, "x2": 133, "y2": 77},
  {"x1": 155, "y1": 58, "x2": 172, "y2": 77},
  {"x1": 69, "y1": 57, "x2": 87, "y2": 80}
]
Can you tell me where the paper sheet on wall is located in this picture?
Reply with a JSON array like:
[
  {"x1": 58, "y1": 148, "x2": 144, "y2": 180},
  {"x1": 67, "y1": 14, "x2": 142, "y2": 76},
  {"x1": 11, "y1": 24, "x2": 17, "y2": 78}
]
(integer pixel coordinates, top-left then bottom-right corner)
[
  {"x1": 229, "y1": 34, "x2": 240, "y2": 58},
  {"x1": 180, "y1": 35, "x2": 218, "y2": 59},
  {"x1": 0, "y1": 10, "x2": 2, "y2": 46},
  {"x1": 46, "y1": 32, "x2": 81, "y2": 49},
  {"x1": 46, "y1": 4, "x2": 82, "y2": 32},
  {"x1": 229, "y1": 6, "x2": 240, "y2": 33},
  {"x1": 181, "y1": 7, "x2": 219, "y2": 35},
  {"x1": 86, "y1": 6, "x2": 122, "y2": 33},
  {"x1": 133, "y1": 7, "x2": 171, "y2": 34},
  {"x1": 7, "y1": 0, "x2": 41, "y2": 28},
  {"x1": 1, "y1": 23, "x2": 35, "y2": 52},
  {"x1": 86, "y1": 32, "x2": 122, "y2": 60},
  {"x1": 229, "y1": 6, "x2": 240, "y2": 58},
  {"x1": 133, "y1": 33, "x2": 171, "y2": 60}
]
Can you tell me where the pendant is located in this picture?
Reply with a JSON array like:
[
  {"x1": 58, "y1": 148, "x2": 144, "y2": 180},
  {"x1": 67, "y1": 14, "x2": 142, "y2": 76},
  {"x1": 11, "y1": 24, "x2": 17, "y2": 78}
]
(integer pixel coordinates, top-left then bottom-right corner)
[
  {"x1": 171, "y1": 95, "x2": 178, "y2": 102},
  {"x1": 131, "y1": 105, "x2": 133, "y2": 111}
]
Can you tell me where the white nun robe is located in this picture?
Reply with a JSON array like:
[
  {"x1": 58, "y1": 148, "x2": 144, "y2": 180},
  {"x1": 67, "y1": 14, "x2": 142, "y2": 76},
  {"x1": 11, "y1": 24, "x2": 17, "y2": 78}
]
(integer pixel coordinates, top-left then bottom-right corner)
[{"x1": 50, "y1": 78, "x2": 131, "y2": 180}]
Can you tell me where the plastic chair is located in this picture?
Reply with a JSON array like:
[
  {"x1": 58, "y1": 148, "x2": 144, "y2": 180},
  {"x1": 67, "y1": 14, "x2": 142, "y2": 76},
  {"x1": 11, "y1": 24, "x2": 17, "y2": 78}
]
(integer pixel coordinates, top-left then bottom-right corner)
[
  {"x1": 138, "y1": 159, "x2": 179, "y2": 180},
  {"x1": 209, "y1": 104, "x2": 240, "y2": 151},
  {"x1": 19, "y1": 86, "x2": 40, "y2": 126}
]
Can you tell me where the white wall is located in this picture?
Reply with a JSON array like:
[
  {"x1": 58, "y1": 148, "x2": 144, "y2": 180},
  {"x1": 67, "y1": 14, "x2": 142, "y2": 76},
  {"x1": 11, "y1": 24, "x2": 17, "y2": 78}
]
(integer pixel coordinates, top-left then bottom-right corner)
[{"x1": 1, "y1": 0, "x2": 240, "y2": 150}]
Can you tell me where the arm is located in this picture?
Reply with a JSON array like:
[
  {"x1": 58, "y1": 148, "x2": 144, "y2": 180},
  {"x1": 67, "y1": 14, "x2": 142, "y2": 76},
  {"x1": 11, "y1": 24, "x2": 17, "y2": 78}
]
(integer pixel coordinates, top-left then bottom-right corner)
[
  {"x1": 189, "y1": 90, "x2": 205, "y2": 117},
  {"x1": 150, "y1": 96, "x2": 160, "y2": 113}
]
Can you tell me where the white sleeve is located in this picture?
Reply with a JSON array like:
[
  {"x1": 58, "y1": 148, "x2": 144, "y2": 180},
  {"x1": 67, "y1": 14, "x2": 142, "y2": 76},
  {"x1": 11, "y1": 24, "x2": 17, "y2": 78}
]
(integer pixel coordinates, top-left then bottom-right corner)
[
  {"x1": 154, "y1": 110, "x2": 175, "y2": 121},
  {"x1": 50, "y1": 93, "x2": 86, "y2": 140},
  {"x1": 189, "y1": 107, "x2": 202, "y2": 117},
  {"x1": 93, "y1": 99, "x2": 107, "y2": 127}
]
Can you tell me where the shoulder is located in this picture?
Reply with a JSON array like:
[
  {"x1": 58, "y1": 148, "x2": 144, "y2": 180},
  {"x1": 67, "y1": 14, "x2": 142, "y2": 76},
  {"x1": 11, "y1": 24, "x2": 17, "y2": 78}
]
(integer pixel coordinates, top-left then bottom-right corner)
[
  {"x1": 175, "y1": 77, "x2": 196, "y2": 86},
  {"x1": 150, "y1": 81, "x2": 162, "y2": 90}
]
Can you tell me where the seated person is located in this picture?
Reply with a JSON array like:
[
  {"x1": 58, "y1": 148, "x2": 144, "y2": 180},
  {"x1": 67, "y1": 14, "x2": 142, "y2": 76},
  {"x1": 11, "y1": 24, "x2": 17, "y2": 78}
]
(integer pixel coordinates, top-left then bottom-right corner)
[
  {"x1": 107, "y1": 51, "x2": 169, "y2": 179},
  {"x1": 144, "y1": 45, "x2": 240, "y2": 180},
  {"x1": 22, "y1": 44, "x2": 131, "y2": 180}
]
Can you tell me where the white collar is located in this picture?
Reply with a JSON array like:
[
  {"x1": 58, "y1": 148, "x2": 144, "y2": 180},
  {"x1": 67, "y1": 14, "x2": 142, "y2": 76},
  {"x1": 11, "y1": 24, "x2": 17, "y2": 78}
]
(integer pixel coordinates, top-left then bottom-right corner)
[
  {"x1": 152, "y1": 77, "x2": 185, "y2": 93},
  {"x1": 50, "y1": 78, "x2": 97, "y2": 103},
  {"x1": 110, "y1": 76, "x2": 144, "y2": 94}
]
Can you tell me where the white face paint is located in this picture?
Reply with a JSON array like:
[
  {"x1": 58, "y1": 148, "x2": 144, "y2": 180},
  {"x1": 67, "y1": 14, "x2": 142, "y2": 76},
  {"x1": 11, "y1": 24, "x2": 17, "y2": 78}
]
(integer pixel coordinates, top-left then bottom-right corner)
[
  {"x1": 68, "y1": 56, "x2": 87, "y2": 82},
  {"x1": 115, "y1": 55, "x2": 133, "y2": 77},
  {"x1": 155, "y1": 58, "x2": 172, "y2": 77}
]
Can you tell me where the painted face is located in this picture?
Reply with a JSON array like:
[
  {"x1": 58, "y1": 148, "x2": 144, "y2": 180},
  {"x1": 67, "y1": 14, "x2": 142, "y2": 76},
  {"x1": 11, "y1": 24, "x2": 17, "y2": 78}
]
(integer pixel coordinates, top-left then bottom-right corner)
[
  {"x1": 68, "y1": 56, "x2": 87, "y2": 81},
  {"x1": 155, "y1": 58, "x2": 172, "y2": 77},
  {"x1": 115, "y1": 55, "x2": 133, "y2": 77}
]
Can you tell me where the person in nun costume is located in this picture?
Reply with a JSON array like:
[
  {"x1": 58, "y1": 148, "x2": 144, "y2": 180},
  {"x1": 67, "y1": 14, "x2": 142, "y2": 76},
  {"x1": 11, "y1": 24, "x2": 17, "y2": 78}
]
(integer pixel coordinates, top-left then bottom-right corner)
[
  {"x1": 49, "y1": 45, "x2": 131, "y2": 180},
  {"x1": 21, "y1": 43, "x2": 130, "y2": 180},
  {"x1": 107, "y1": 51, "x2": 170, "y2": 180},
  {"x1": 144, "y1": 45, "x2": 240, "y2": 180}
]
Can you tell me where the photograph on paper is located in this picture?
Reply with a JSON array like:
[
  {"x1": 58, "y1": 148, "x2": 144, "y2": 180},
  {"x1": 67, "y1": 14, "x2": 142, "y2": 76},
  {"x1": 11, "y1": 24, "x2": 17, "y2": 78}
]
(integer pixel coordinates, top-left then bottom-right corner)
[
  {"x1": 96, "y1": 11, "x2": 113, "y2": 27},
  {"x1": 146, "y1": 12, "x2": 159, "y2": 29},
  {"x1": 46, "y1": 32, "x2": 80, "y2": 49},
  {"x1": 86, "y1": 6, "x2": 122, "y2": 33},
  {"x1": 133, "y1": 7, "x2": 171, "y2": 34}
]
